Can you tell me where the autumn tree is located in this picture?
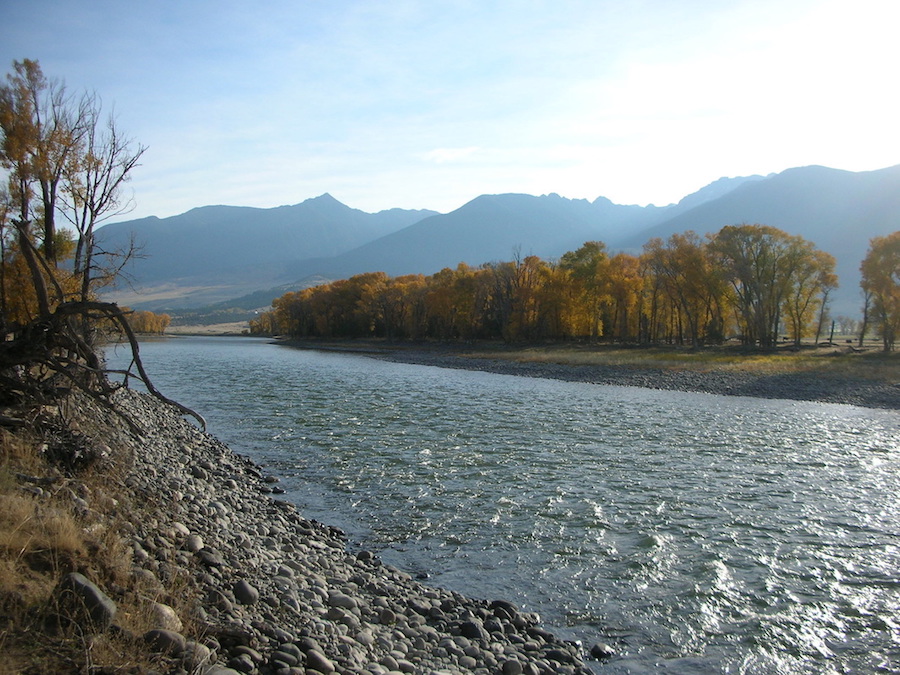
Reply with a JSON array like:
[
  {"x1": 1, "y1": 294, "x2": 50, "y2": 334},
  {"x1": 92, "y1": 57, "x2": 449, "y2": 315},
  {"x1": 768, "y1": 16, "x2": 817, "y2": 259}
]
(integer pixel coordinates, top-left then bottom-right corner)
[
  {"x1": 0, "y1": 59, "x2": 201, "y2": 430},
  {"x1": 0, "y1": 59, "x2": 87, "y2": 270},
  {"x1": 781, "y1": 248, "x2": 837, "y2": 346},
  {"x1": 602, "y1": 253, "x2": 643, "y2": 342},
  {"x1": 642, "y1": 232, "x2": 727, "y2": 346},
  {"x1": 506, "y1": 255, "x2": 548, "y2": 340},
  {"x1": 126, "y1": 309, "x2": 171, "y2": 335},
  {"x1": 860, "y1": 232, "x2": 900, "y2": 351},
  {"x1": 62, "y1": 96, "x2": 146, "y2": 300},
  {"x1": 252, "y1": 227, "x2": 838, "y2": 354},
  {"x1": 709, "y1": 224, "x2": 831, "y2": 348},
  {"x1": 559, "y1": 241, "x2": 608, "y2": 338}
]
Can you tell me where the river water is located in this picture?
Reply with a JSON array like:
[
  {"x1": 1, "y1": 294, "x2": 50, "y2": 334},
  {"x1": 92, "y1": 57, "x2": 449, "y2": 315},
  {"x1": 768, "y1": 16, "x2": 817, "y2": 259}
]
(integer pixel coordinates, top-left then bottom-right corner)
[{"x1": 105, "y1": 336, "x2": 900, "y2": 674}]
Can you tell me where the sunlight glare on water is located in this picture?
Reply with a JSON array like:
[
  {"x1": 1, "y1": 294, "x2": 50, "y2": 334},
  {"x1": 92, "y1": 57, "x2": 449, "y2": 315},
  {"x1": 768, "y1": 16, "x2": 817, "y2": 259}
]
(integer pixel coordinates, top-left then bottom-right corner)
[{"x1": 106, "y1": 337, "x2": 900, "y2": 673}]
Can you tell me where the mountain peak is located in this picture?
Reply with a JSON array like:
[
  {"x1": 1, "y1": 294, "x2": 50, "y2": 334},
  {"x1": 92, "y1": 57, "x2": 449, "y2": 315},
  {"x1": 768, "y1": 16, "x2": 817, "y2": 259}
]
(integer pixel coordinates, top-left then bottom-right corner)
[
  {"x1": 675, "y1": 174, "x2": 766, "y2": 211},
  {"x1": 303, "y1": 193, "x2": 345, "y2": 207}
]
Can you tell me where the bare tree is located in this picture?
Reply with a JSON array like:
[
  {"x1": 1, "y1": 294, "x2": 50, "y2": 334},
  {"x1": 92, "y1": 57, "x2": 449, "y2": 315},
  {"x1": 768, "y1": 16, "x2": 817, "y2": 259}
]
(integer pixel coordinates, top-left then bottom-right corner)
[
  {"x1": 0, "y1": 59, "x2": 202, "y2": 432},
  {"x1": 62, "y1": 95, "x2": 146, "y2": 301}
]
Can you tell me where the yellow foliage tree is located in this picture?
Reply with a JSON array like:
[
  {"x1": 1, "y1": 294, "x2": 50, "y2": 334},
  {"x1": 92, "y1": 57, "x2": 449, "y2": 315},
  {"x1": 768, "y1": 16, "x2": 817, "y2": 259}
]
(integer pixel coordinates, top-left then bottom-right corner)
[{"x1": 860, "y1": 232, "x2": 900, "y2": 351}]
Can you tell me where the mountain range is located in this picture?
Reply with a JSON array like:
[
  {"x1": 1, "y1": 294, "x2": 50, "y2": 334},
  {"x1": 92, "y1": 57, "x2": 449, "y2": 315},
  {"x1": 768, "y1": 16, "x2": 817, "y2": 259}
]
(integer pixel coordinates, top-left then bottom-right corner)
[{"x1": 97, "y1": 164, "x2": 900, "y2": 318}]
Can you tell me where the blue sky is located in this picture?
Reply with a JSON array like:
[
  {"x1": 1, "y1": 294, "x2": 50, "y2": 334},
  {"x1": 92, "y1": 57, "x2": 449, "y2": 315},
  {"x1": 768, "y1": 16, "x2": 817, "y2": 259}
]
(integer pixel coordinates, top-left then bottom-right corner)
[{"x1": 2, "y1": 0, "x2": 899, "y2": 220}]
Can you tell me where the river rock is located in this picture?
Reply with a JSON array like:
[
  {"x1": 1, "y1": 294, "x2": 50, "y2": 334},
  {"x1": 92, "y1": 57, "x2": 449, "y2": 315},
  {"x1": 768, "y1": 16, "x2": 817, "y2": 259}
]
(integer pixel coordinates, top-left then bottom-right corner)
[
  {"x1": 143, "y1": 628, "x2": 187, "y2": 655},
  {"x1": 328, "y1": 591, "x2": 358, "y2": 610},
  {"x1": 305, "y1": 648, "x2": 335, "y2": 673},
  {"x1": 150, "y1": 601, "x2": 183, "y2": 631},
  {"x1": 226, "y1": 653, "x2": 256, "y2": 673},
  {"x1": 53, "y1": 572, "x2": 117, "y2": 633},
  {"x1": 61, "y1": 386, "x2": 596, "y2": 675},
  {"x1": 182, "y1": 640, "x2": 213, "y2": 669},
  {"x1": 234, "y1": 579, "x2": 260, "y2": 605},
  {"x1": 185, "y1": 533, "x2": 204, "y2": 552},
  {"x1": 460, "y1": 619, "x2": 489, "y2": 641},
  {"x1": 502, "y1": 659, "x2": 524, "y2": 675},
  {"x1": 590, "y1": 642, "x2": 615, "y2": 659}
]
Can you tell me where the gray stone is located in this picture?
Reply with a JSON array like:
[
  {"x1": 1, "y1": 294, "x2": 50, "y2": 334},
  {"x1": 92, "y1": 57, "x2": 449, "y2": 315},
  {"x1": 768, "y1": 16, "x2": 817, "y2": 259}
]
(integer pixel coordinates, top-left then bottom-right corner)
[
  {"x1": 226, "y1": 653, "x2": 256, "y2": 673},
  {"x1": 502, "y1": 660, "x2": 524, "y2": 675},
  {"x1": 233, "y1": 645, "x2": 263, "y2": 662},
  {"x1": 460, "y1": 619, "x2": 489, "y2": 641},
  {"x1": 197, "y1": 548, "x2": 226, "y2": 567},
  {"x1": 545, "y1": 648, "x2": 575, "y2": 664},
  {"x1": 458, "y1": 655, "x2": 477, "y2": 669},
  {"x1": 590, "y1": 642, "x2": 615, "y2": 659},
  {"x1": 143, "y1": 628, "x2": 187, "y2": 655},
  {"x1": 181, "y1": 640, "x2": 213, "y2": 668},
  {"x1": 150, "y1": 601, "x2": 183, "y2": 631},
  {"x1": 328, "y1": 591, "x2": 358, "y2": 610},
  {"x1": 233, "y1": 579, "x2": 260, "y2": 605},
  {"x1": 305, "y1": 648, "x2": 335, "y2": 673},
  {"x1": 185, "y1": 533, "x2": 205, "y2": 552},
  {"x1": 54, "y1": 572, "x2": 117, "y2": 632}
]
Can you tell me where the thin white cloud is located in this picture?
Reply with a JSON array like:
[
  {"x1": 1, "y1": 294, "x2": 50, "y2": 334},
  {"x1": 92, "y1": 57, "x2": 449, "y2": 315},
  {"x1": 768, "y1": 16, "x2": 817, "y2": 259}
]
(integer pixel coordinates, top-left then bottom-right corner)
[{"x1": 3, "y1": 0, "x2": 900, "y2": 218}]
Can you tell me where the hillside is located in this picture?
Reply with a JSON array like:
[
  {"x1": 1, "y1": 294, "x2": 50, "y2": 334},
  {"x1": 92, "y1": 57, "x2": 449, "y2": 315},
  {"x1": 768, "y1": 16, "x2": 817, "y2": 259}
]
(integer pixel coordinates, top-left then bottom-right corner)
[
  {"x1": 99, "y1": 165, "x2": 900, "y2": 317},
  {"x1": 97, "y1": 194, "x2": 437, "y2": 308},
  {"x1": 619, "y1": 165, "x2": 900, "y2": 313}
]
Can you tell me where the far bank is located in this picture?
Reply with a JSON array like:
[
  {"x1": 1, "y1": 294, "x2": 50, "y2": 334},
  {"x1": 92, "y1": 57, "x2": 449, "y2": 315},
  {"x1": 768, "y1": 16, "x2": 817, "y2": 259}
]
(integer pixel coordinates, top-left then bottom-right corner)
[{"x1": 278, "y1": 338, "x2": 900, "y2": 410}]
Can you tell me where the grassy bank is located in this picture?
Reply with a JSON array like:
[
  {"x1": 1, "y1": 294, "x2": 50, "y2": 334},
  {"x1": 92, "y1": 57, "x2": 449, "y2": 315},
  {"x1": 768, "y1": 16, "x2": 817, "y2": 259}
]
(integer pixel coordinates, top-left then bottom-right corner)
[
  {"x1": 0, "y1": 401, "x2": 198, "y2": 674},
  {"x1": 286, "y1": 337, "x2": 899, "y2": 383},
  {"x1": 461, "y1": 343, "x2": 899, "y2": 382}
]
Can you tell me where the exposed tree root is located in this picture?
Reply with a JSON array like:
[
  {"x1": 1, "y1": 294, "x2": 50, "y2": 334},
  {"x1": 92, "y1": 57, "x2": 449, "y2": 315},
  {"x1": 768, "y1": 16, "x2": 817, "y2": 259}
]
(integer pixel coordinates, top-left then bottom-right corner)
[{"x1": 0, "y1": 300, "x2": 206, "y2": 433}]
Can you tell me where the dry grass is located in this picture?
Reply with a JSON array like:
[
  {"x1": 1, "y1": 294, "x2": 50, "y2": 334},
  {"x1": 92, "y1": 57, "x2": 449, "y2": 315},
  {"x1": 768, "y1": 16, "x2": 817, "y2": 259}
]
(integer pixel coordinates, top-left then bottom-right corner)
[
  {"x1": 0, "y1": 418, "x2": 199, "y2": 674},
  {"x1": 464, "y1": 341, "x2": 900, "y2": 382}
]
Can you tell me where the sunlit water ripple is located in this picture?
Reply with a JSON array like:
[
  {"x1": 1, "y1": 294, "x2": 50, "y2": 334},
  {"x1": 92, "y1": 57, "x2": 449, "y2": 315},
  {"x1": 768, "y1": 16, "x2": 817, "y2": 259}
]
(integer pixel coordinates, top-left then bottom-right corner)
[{"x1": 106, "y1": 337, "x2": 900, "y2": 673}]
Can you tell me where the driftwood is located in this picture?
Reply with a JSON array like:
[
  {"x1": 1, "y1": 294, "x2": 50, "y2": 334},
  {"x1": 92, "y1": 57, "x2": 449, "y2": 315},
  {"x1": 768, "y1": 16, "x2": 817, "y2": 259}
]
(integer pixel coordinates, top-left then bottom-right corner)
[{"x1": 0, "y1": 300, "x2": 206, "y2": 433}]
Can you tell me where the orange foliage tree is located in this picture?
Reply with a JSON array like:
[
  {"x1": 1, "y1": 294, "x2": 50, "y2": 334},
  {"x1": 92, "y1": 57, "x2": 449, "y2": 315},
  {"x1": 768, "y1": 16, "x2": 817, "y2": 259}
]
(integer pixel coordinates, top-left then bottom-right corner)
[
  {"x1": 860, "y1": 232, "x2": 900, "y2": 351},
  {"x1": 252, "y1": 225, "x2": 843, "y2": 350}
]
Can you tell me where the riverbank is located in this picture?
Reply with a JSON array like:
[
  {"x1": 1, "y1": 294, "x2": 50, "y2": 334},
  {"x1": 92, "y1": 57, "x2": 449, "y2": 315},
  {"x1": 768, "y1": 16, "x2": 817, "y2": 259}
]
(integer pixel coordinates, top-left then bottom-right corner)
[
  {"x1": 282, "y1": 339, "x2": 900, "y2": 410},
  {"x1": 0, "y1": 387, "x2": 599, "y2": 674}
]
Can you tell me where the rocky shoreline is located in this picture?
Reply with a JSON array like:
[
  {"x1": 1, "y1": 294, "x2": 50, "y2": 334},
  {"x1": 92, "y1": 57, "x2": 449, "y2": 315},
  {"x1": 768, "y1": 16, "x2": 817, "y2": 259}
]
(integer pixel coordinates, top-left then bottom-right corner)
[
  {"x1": 355, "y1": 346, "x2": 900, "y2": 411},
  {"x1": 61, "y1": 388, "x2": 603, "y2": 674}
]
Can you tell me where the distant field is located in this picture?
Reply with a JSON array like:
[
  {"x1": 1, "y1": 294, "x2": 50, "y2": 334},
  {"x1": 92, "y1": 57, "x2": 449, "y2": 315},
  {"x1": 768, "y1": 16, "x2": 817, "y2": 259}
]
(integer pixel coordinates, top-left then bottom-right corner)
[{"x1": 165, "y1": 321, "x2": 249, "y2": 335}]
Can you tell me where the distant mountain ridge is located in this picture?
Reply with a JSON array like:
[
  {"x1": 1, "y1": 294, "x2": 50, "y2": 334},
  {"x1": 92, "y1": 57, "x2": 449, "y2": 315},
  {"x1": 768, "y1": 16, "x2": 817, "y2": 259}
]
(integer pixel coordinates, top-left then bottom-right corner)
[
  {"x1": 97, "y1": 194, "x2": 437, "y2": 307},
  {"x1": 99, "y1": 165, "x2": 900, "y2": 316}
]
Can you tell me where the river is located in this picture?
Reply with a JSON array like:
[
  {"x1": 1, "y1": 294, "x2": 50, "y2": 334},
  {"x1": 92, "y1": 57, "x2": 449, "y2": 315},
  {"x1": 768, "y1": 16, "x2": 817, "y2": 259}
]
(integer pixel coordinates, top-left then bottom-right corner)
[{"x1": 105, "y1": 336, "x2": 900, "y2": 674}]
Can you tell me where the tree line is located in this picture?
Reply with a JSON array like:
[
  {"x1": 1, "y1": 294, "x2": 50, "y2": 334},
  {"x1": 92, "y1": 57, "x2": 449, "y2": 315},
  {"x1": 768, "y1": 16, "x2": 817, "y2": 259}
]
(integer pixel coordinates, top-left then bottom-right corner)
[{"x1": 252, "y1": 226, "x2": 899, "y2": 351}]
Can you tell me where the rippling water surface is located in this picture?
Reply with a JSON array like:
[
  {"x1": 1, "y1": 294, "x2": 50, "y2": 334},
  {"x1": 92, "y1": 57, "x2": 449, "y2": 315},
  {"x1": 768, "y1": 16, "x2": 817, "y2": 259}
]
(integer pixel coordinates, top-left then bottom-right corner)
[{"x1": 107, "y1": 337, "x2": 900, "y2": 673}]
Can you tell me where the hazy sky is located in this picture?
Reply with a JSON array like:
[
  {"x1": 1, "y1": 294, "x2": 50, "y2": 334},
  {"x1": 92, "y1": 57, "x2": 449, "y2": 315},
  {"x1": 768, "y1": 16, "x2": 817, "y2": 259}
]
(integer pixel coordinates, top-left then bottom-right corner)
[{"x1": 2, "y1": 0, "x2": 899, "y2": 220}]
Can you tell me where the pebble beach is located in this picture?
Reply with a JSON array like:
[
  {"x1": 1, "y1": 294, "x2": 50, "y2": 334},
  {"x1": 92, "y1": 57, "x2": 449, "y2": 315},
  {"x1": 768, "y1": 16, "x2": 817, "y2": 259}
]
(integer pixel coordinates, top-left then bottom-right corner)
[{"x1": 60, "y1": 388, "x2": 601, "y2": 675}]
